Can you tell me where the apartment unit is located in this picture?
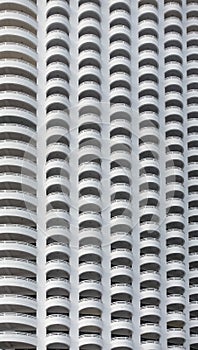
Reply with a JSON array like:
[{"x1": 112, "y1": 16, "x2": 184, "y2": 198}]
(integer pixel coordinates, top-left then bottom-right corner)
[{"x1": 0, "y1": 0, "x2": 197, "y2": 349}]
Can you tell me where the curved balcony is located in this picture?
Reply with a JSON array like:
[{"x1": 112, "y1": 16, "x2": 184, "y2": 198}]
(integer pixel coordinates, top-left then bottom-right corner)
[
  {"x1": 110, "y1": 165, "x2": 132, "y2": 179},
  {"x1": 140, "y1": 322, "x2": 160, "y2": 336},
  {"x1": 47, "y1": 106, "x2": 69, "y2": 122},
  {"x1": 46, "y1": 161, "x2": 70, "y2": 182},
  {"x1": 0, "y1": 311, "x2": 36, "y2": 327},
  {"x1": 166, "y1": 259, "x2": 185, "y2": 271},
  {"x1": 140, "y1": 305, "x2": 160, "y2": 318},
  {"x1": 46, "y1": 217, "x2": 71, "y2": 239},
  {"x1": 46, "y1": 313, "x2": 70, "y2": 329},
  {"x1": 46, "y1": 47, "x2": 70, "y2": 70},
  {"x1": 79, "y1": 315, "x2": 102, "y2": 330},
  {"x1": 79, "y1": 261, "x2": 102, "y2": 277},
  {"x1": 110, "y1": 150, "x2": 132, "y2": 168},
  {"x1": 46, "y1": 0, "x2": 70, "y2": 14},
  {"x1": 46, "y1": 28, "x2": 69, "y2": 48},
  {"x1": 166, "y1": 212, "x2": 184, "y2": 225},
  {"x1": 0, "y1": 275, "x2": 36, "y2": 293},
  {"x1": 78, "y1": 135, "x2": 101, "y2": 150},
  {"x1": 139, "y1": 17, "x2": 158, "y2": 31},
  {"x1": 110, "y1": 214, "x2": 132, "y2": 234},
  {"x1": 46, "y1": 278, "x2": 71, "y2": 294},
  {"x1": 78, "y1": 80, "x2": 101, "y2": 97},
  {"x1": 139, "y1": 113, "x2": 158, "y2": 129},
  {"x1": 139, "y1": 174, "x2": 160, "y2": 189},
  {"x1": 139, "y1": 51, "x2": 158, "y2": 67},
  {"x1": 0, "y1": 293, "x2": 36, "y2": 311},
  {"x1": 139, "y1": 34, "x2": 158, "y2": 49},
  {"x1": 111, "y1": 117, "x2": 131, "y2": 132},
  {"x1": 46, "y1": 79, "x2": 70, "y2": 98},
  {"x1": 46, "y1": 93, "x2": 70, "y2": 111},
  {"x1": 0, "y1": 56, "x2": 36, "y2": 77},
  {"x1": 78, "y1": 47, "x2": 101, "y2": 65},
  {"x1": 165, "y1": 184, "x2": 184, "y2": 199},
  {"x1": 79, "y1": 334, "x2": 102, "y2": 348},
  {"x1": 0, "y1": 143, "x2": 36, "y2": 166},
  {"x1": 113, "y1": 150, "x2": 132, "y2": 167},
  {"x1": 110, "y1": 73, "x2": 131, "y2": 89},
  {"x1": 79, "y1": 69, "x2": 101, "y2": 87},
  {"x1": 111, "y1": 299, "x2": 132, "y2": 312},
  {"x1": 110, "y1": 8, "x2": 131, "y2": 22},
  {"x1": 141, "y1": 340, "x2": 161, "y2": 349},
  {"x1": 109, "y1": 56, "x2": 131, "y2": 72},
  {"x1": 0, "y1": 42, "x2": 37, "y2": 69},
  {"x1": 46, "y1": 295, "x2": 70, "y2": 312},
  {"x1": 111, "y1": 246, "x2": 132, "y2": 260},
  {"x1": 0, "y1": 76, "x2": 36, "y2": 98},
  {"x1": 190, "y1": 335, "x2": 198, "y2": 348},
  {"x1": 139, "y1": 79, "x2": 158, "y2": 95},
  {"x1": 111, "y1": 201, "x2": 132, "y2": 218},
  {"x1": 1, "y1": 0, "x2": 35, "y2": 11},
  {"x1": 46, "y1": 259, "x2": 70, "y2": 276},
  {"x1": 46, "y1": 241, "x2": 70, "y2": 256},
  {"x1": 139, "y1": 2, "x2": 158, "y2": 15},
  {"x1": 167, "y1": 327, "x2": 185, "y2": 341},
  {"x1": 140, "y1": 254, "x2": 160, "y2": 267},
  {"x1": 0, "y1": 206, "x2": 36, "y2": 229},
  {"x1": 0, "y1": 223, "x2": 36, "y2": 242},
  {"x1": 166, "y1": 243, "x2": 185, "y2": 256},
  {"x1": 164, "y1": 1, "x2": 182, "y2": 12},
  {"x1": 78, "y1": 1, "x2": 100, "y2": 17},
  {"x1": 79, "y1": 244, "x2": 102, "y2": 259},
  {"x1": 0, "y1": 107, "x2": 36, "y2": 130},
  {"x1": 0, "y1": 91, "x2": 36, "y2": 114},
  {"x1": 0, "y1": 25, "x2": 36, "y2": 47},
  {"x1": 46, "y1": 179, "x2": 69, "y2": 198},
  {"x1": 0, "y1": 257, "x2": 36, "y2": 275},
  {"x1": 79, "y1": 196, "x2": 101, "y2": 215},
  {"x1": 140, "y1": 288, "x2": 160, "y2": 301},
  {"x1": 167, "y1": 294, "x2": 185, "y2": 306},
  {"x1": 79, "y1": 297, "x2": 102, "y2": 312},
  {"x1": 79, "y1": 230, "x2": 102, "y2": 245},
  {"x1": 140, "y1": 237, "x2": 160, "y2": 251},
  {"x1": 111, "y1": 284, "x2": 132, "y2": 301},
  {"x1": 110, "y1": 0, "x2": 131, "y2": 8},
  {"x1": 46, "y1": 12, "x2": 70, "y2": 32},
  {"x1": 46, "y1": 177, "x2": 69, "y2": 196},
  {"x1": 111, "y1": 336, "x2": 132, "y2": 349},
  {"x1": 0, "y1": 123, "x2": 36, "y2": 145},
  {"x1": 79, "y1": 177, "x2": 101, "y2": 195},
  {"x1": 79, "y1": 210, "x2": 101, "y2": 224},
  {"x1": 78, "y1": 17, "x2": 101, "y2": 34},
  {"x1": 110, "y1": 103, "x2": 131, "y2": 119},
  {"x1": 46, "y1": 332, "x2": 70, "y2": 348},
  {"x1": 0, "y1": 174, "x2": 36, "y2": 192},
  {"x1": 189, "y1": 266, "x2": 198, "y2": 279},
  {"x1": 138, "y1": 65, "x2": 158, "y2": 79},
  {"x1": 79, "y1": 279, "x2": 102, "y2": 295},
  {"x1": 167, "y1": 311, "x2": 186, "y2": 324},
  {"x1": 0, "y1": 330, "x2": 36, "y2": 347},
  {"x1": 46, "y1": 62, "x2": 70, "y2": 81},
  {"x1": 0, "y1": 188, "x2": 36, "y2": 210},
  {"x1": 140, "y1": 270, "x2": 160, "y2": 284},
  {"x1": 111, "y1": 320, "x2": 132, "y2": 338},
  {"x1": 110, "y1": 24, "x2": 131, "y2": 42},
  {"x1": 111, "y1": 265, "x2": 133, "y2": 281},
  {"x1": 78, "y1": 33, "x2": 101, "y2": 50}
]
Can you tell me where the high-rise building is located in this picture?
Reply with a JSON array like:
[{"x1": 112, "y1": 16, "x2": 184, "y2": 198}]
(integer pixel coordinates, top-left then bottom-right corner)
[{"x1": 0, "y1": 0, "x2": 197, "y2": 349}]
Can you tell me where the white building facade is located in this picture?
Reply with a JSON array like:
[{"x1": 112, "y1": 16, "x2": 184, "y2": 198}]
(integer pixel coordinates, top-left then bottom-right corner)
[{"x1": 0, "y1": 0, "x2": 197, "y2": 349}]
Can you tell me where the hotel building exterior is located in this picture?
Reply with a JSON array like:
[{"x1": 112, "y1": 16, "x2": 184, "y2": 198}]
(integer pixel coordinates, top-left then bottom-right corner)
[{"x1": 0, "y1": 0, "x2": 197, "y2": 349}]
